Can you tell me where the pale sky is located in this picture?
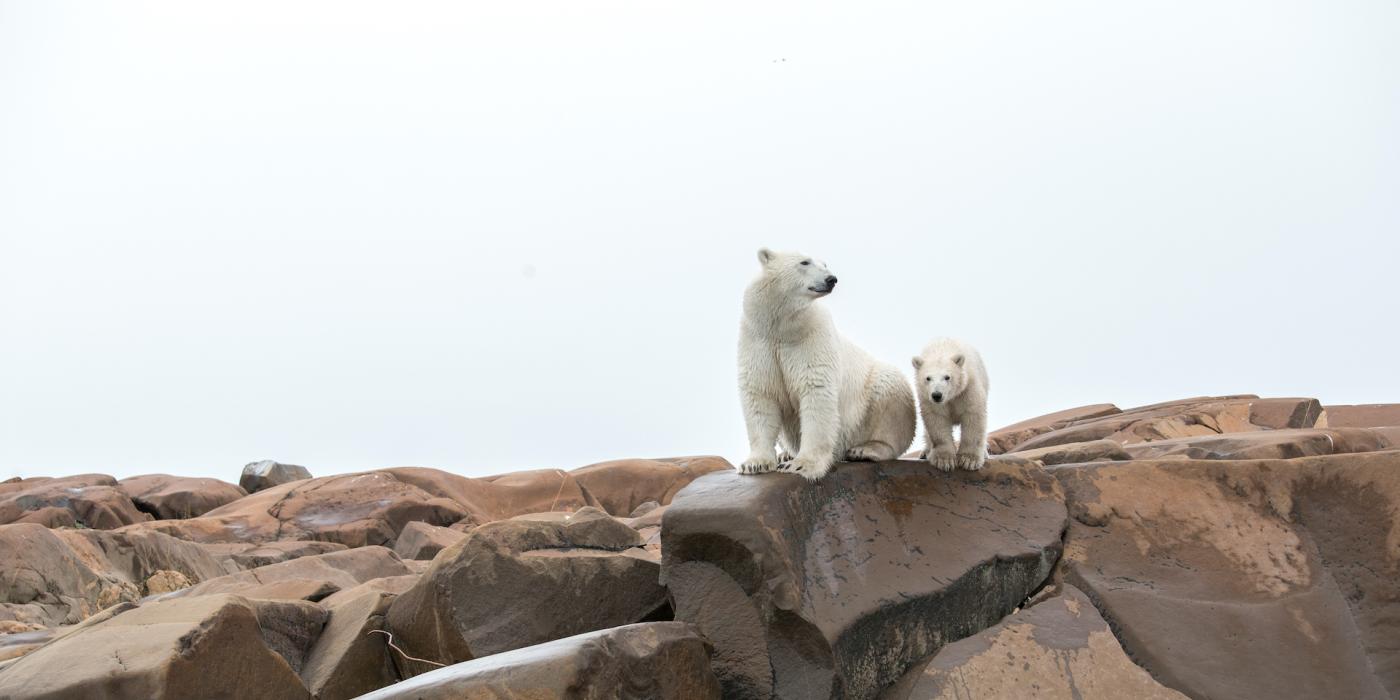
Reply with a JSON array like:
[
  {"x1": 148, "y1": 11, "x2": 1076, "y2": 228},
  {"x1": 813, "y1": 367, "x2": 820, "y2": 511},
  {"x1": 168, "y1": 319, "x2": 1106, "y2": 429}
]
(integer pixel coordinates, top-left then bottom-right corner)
[{"x1": 2, "y1": 0, "x2": 1397, "y2": 482}]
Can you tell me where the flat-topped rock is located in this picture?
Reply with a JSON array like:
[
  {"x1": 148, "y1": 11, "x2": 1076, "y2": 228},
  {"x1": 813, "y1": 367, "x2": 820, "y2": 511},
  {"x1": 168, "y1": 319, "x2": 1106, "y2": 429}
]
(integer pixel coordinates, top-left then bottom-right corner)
[
  {"x1": 1054, "y1": 451, "x2": 1400, "y2": 699},
  {"x1": 117, "y1": 474, "x2": 247, "y2": 519},
  {"x1": 358, "y1": 623, "x2": 720, "y2": 700},
  {"x1": 884, "y1": 584, "x2": 1185, "y2": 700},
  {"x1": 1321, "y1": 403, "x2": 1400, "y2": 428},
  {"x1": 661, "y1": 458, "x2": 1068, "y2": 700},
  {"x1": 1012, "y1": 396, "x2": 1321, "y2": 451}
]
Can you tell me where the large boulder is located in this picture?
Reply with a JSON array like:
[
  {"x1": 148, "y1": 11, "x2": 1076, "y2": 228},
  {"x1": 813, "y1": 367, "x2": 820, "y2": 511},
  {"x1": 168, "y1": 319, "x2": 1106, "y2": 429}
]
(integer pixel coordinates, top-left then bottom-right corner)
[
  {"x1": 661, "y1": 458, "x2": 1067, "y2": 700},
  {"x1": 884, "y1": 584, "x2": 1185, "y2": 700},
  {"x1": 1053, "y1": 450, "x2": 1400, "y2": 699},
  {"x1": 301, "y1": 590, "x2": 401, "y2": 700},
  {"x1": 0, "y1": 524, "x2": 229, "y2": 627},
  {"x1": 1321, "y1": 403, "x2": 1400, "y2": 428},
  {"x1": 1012, "y1": 396, "x2": 1320, "y2": 452},
  {"x1": 117, "y1": 474, "x2": 248, "y2": 519},
  {"x1": 240, "y1": 460, "x2": 313, "y2": 493},
  {"x1": 357, "y1": 623, "x2": 720, "y2": 700},
  {"x1": 384, "y1": 507, "x2": 668, "y2": 674},
  {"x1": 569, "y1": 456, "x2": 733, "y2": 516},
  {"x1": 0, "y1": 474, "x2": 150, "y2": 529},
  {"x1": 173, "y1": 546, "x2": 412, "y2": 602},
  {"x1": 392, "y1": 521, "x2": 466, "y2": 561},
  {"x1": 0, "y1": 594, "x2": 323, "y2": 699},
  {"x1": 1119, "y1": 427, "x2": 1394, "y2": 461},
  {"x1": 988, "y1": 403, "x2": 1122, "y2": 454}
]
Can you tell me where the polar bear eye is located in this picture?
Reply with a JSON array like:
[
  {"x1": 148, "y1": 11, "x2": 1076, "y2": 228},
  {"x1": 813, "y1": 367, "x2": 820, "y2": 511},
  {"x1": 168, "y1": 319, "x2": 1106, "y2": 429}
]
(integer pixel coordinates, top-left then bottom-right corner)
[
  {"x1": 943, "y1": 375, "x2": 950, "y2": 381},
  {"x1": 800, "y1": 260, "x2": 811, "y2": 266}
]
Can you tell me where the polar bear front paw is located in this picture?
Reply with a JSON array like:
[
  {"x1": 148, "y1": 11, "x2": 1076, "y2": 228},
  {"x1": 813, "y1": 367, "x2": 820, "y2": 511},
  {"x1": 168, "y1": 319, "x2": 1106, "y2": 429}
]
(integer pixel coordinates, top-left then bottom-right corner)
[
  {"x1": 738, "y1": 454, "x2": 778, "y2": 474},
  {"x1": 777, "y1": 449, "x2": 795, "y2": 463},
  {"x1": 779, "y1": 456, "x2": 831, "y2": 481},
  {"x1": 955, "y1": 452, "x2": 986, "y2": 471},
  {"x1": 928, "y1": 451, "x2": 957, "y2": 472}
]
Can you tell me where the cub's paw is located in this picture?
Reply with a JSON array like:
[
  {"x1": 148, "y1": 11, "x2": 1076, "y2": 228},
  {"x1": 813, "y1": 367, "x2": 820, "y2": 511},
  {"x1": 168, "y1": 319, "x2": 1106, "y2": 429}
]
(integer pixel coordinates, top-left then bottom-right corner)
[
  {"x1": 956, "y1": 453, "x2": 986, "y2": 471},
  {"x1": 779, "y1": 456, "x2": 831, "y2": 482},
  {"x1": 928, "y1": 452, "x2": 957, "y2": 472},
  {"x1": 738, "y1": 455, "x2": 778, "y2": 475}
]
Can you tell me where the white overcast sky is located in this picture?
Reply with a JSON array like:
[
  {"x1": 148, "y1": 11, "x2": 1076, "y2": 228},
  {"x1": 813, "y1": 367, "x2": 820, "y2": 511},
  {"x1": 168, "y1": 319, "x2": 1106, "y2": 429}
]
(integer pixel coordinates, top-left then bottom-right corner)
[{"x1": 2, "y1": 1, "x2": 1397, "y2": 482}]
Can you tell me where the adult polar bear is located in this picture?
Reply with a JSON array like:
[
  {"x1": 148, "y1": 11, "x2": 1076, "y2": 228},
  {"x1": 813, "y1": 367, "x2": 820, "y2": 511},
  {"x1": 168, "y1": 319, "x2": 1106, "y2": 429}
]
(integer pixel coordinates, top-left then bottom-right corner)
[{"x1": 737, "y1": 248, "x2": 916, "y2": 481}]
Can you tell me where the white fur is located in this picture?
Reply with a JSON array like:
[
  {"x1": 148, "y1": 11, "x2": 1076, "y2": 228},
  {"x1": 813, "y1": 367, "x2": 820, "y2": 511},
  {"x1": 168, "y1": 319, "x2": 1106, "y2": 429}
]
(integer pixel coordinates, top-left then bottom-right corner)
[
  {"x1": 737, "y1": 248, "x2": 916, "y2": 481},
  {"x1": 912, "y1": 338, "x2": 990, "y2": 471}
]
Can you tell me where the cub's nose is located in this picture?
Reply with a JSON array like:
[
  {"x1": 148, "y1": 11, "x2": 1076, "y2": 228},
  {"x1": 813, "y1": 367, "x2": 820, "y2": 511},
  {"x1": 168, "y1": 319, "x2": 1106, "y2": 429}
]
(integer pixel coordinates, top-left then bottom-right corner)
[
  {"x1": 931, "y1": 392, "x2": 944, "y2": 403},
  {"x1": 825, "y1": 275, "x2": 838, "y2": 287}
]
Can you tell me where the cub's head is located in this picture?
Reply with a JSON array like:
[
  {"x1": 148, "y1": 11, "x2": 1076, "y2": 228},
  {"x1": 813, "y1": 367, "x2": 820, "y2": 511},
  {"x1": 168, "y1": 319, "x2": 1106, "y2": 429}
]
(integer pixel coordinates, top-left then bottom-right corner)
[
  {"x1": 912, "y1": 349, "x2": 967, "y2": 405},
  {"x1": 755, "y1": 247, "x2": 837, "y2": 299}
]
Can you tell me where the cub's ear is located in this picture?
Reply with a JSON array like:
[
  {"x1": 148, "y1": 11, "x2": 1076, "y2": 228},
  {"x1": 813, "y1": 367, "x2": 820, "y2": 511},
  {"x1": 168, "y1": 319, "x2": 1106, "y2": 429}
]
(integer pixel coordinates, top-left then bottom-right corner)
[
  {"x1": 911, "y1": 356, "x2": 923, "y2": 369},
  {"x1": 757, "y1": 248, "x2": 775, "y2": 265},
  {"x1": 953, "y1": 354, "x2": 965, "y2": 366}
]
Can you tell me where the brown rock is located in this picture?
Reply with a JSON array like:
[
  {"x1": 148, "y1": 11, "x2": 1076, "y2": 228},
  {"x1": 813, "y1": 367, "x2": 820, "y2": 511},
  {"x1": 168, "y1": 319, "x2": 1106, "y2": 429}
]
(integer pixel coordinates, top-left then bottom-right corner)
[
  {"x1": 240, "y1": 460, "x2": 313, "y2": 493},
  {"x1": 1055, "y1": 451, "x2": 1400, "y2": 699},
  {"x1": 1009, "y1": 439, "x2": 1131, "y2": 465},
  {"x1": 1119, "y1": 427, "x2": 1394, "y2": 461},
  {"x1": 387, "y1": 466, "x2": 597, "y2": 523},
  {"x1": 569, "y1": 456, "x2": 733, "y2": 516},
  {"x1": 661, "y1": 458, "x2": 1068, "y2": 700},
  {"x1": 227, "y1": 541, "x2": 351, "y2": 569},
  {"x1": 1321, "y1": 403, "x2": 1400, "y2": 428},
  {"x1": 142, "y1": 570, "x2": 191, "y2": 595},
  {"x1": 301, "y1": 591, "x2": 401, "y2": 700},
  {"x1": 318, "y1": 574, "x2": 419, "y2": 609},
  {"x1": 885, "y1": 585, "x2": 1185, "y2": 700},
  {"x1": 0, "y1": 594, "x2": 317, "y2": 699},
  {"x1": 357, "y1": 623, "x2": 720, "y2": 700},
  {"x1": 392, "y1": 521, "x2": 466, "y2": 561},
  {"x1": 988, "y1": 403, "x2": 1122, "y2": 454},
  {"x1": 117, "y1": 474, "x2": 248, "y2": 519},
  {"x1": 175, "y1": 546, "x2": 412, "y2": 602},
  {"x1": 384, "y1": 509, "x2": 665, "y2": 674},
  {"x1": 1013, "y1": 396, "x2": 1319, "y2": 452},
  {"x1": 0, "y1": 474, "x2": 150, "y2": 529}
]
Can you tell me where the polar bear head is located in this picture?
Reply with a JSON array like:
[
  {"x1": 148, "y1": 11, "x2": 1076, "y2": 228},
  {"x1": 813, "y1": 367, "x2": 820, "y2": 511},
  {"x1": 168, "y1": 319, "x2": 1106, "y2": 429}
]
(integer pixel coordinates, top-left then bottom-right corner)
[
  {"x1": 755, "y1": 248, "x2": 838, "y2": 299},
  {"x1": 912, "y1": 343, "x2": 967, "y2": 405}
]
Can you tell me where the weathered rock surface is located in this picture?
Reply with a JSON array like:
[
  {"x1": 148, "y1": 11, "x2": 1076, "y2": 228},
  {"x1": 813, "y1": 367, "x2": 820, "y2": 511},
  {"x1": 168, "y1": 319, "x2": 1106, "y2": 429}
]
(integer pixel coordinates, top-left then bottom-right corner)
[
  {"x1": 1008, "y1": 438, "x2": 1131, "y2": 465},
  {"x1": 392, "y1": 521, "x2": 466, "y2": 560},
  {"x1": 241, "y1": 460, "x2": 313, "y2": 493},
  {"x1": 223, "y1": 540, "x2": 351, "y2": 569},
  {"x1": 301, "y1": 590, "x2": 400, "y2": 699},
  {"x1": 570, "y1": 456, "x2": 733, "y2": 516},
  {"x1": 0, "y1": 594, "x2": 322, "y2": 699},
  {"x1": 988, "y1": 403, "x2": 1122, "y2": 454},
  {"x1": 1321, "y1": 403, "x2": 1400, "y2": 428},
  {"x1": 1119, "y1": 426, "x2": 1394, "y2": 461},
  {"x1": 318, "y1": 574, "x2": 419, "y2": 609},
  {"x1": 117, "y1": 473, "x2": 248, "y2": 519},
  {"x1": 1054, "y1": 451, "x2": 1400, "y2": 699},
  {"x1": 174, "y1": 546, "x2": 412, "y2": 602},
  {"x1": 385, "y1": 507, "x2": 667, "y2": 674},
  {"x1": 884, "y1": 585, "x2": 1185, "y2": 700},
  {"x1": 358, "y1": 622, "x2": 721, "y2": 700},
  {"x1": 1012, "y1": 395, "x2": 1319, "y2": 452},
  {"x1": 0, "y1": 474, "x2": 150, "y2": 529},
  {"x1": 0, "y1": 524, "x2": 228, "y2": 627},
  {"x1": 661, "y1": 458, "x2": 1068, "y2": 700}
]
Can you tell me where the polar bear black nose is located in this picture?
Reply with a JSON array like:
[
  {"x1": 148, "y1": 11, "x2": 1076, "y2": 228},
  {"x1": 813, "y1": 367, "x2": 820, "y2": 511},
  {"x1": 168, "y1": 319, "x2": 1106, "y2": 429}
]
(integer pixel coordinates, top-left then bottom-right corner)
[
  {"x1": 825, "y1": 276, "x2": 838, "y2": 286},
  {"x1": 931, "y1": 392, "x2": 944, "y2": 403}
]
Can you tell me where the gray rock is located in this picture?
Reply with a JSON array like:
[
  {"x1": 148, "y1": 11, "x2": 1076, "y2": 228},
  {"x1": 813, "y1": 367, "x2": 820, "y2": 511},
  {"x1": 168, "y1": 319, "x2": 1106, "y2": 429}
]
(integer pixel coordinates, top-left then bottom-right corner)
[{"x1": 240, "y1": 460, "x2": 313, "y2": 494}]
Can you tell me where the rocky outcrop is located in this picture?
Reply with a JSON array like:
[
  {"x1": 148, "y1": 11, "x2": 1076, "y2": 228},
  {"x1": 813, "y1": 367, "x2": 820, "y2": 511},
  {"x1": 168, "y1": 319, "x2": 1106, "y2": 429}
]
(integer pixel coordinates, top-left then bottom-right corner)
[
  {"x1": 0, "y1": 474, "x2": 150, "y2": 529},
  {"x1": 241, "y1": 460, "x2": 313, "y2": 493},
  {"x1": 301, "y1": 590, "x2": 400, "y2": 700},
  {"x1": 117, "y1": 474, "x2": 247, "y2": 519},
  {"x1": 988, "y1": 403, "x2": 1122, "y2": 454},
  {"x1": 385, "y1": 507, "x2": 668, "y2": 674},
  {"x1": 1012, "y1": 395, "x2": 1319, "y2": 452},
  {"x1": 1007, "y1": 438, "x2": 1131, "y2": 465},
  {"x1": 1319, "y1": 403, "x2": 1400, "y2": 428},
  {"x1": 1119, "y1": 426, "x2": 1395, "y2": 460},
  {"x1": 661, "y1": 459, "x2": 1068, "y2": 700},
  {"x1": 0, "y1": 594, "x2": 323, "y2": 699},
  {"x1": 1054, "y1": 450, "x2": 1400, "y2": 699},
  {"x1": 173, "y1": 546, "x2": 412, "y2": 602},
  {"x1": 569, "y1": 456, "x2": 733, "y2": 516},
  {"x1": 392, "y1": 521, "x2": 466, "y2": 560},
  {"x1": 884, "y1": 585, "x2": 1185, "y2": 700},
  {"x1": 358, "y1": 623, "x2": 720, "y2": 700}
]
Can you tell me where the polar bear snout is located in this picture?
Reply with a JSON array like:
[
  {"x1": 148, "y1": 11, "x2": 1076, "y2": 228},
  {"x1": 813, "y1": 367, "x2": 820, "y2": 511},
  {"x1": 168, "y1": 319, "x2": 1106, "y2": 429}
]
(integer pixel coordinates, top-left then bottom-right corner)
[
  {"x1": 930, "y1": 391, "x2": 944, "y2": 403},
  {"x1": 808, "y1": 275, "x2": 838, "y2": 294}
]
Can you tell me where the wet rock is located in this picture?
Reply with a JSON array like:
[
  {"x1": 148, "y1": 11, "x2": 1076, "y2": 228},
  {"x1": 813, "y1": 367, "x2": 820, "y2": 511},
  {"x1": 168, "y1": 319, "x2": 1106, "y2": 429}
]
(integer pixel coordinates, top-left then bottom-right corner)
[
  {"x1": 1009, "y1": 439, "x2": 1130, "y2": 465},
  {"x1": 241, "y1": 460, "x2": 313, "y2": 493},
  {"x1": 1054, "y1": 451, "x2": 1400, "y2": 699},
  {"x1": 0, "y1": 474, "x2": 150, "y2": 529},
  {"x1": 392, "y1": 521, "x2": 466, "y2": 561},
  {"x1": 358, "y1": 622, "x2": 720, "y2": 700},
  {"x1": 884, "y1": 585, "x2": 1185, "y2": 700},
  {"x1": 174, "y1": 546, "x2": 412, "y2": 602},
  {"x1": 117, "y1": 474, "x2": 248, "y2": 519},
  {"x1": 384, "y1": 508, "x2": 666, "y2": 674},
  {"x1": 988, "y1": 403, "x2": 1122, "y2": 454},
  {"x1": 301, "y1": 591, "x2": 401, "y2": 700},
  {"x1": 0, "y1": 594, "x2": 318, "y2": 699},
  {"x1": 661, "y1": 458, "x2": 1068, "y2": 700}
]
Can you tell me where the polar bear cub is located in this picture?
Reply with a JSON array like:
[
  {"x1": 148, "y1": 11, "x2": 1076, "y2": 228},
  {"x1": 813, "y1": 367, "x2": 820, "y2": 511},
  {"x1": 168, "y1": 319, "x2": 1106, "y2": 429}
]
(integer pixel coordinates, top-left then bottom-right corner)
[
  {"x1": 737, "y1": 248, "x2": 916, "y2": 481},
  {"x1": 913, "y1": 338, "x2": 990, "y2": 471}
]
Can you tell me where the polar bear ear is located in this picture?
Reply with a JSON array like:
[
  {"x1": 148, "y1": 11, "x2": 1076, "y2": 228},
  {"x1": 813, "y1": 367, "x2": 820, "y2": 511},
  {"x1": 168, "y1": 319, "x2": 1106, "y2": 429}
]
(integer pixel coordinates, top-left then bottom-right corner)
[
  {"x1": 757, "y1": 248, "x2": 775, "y2": 265},
  {"x1": 911, "y1": 356, "x2": 923, "y2": 369},
  {"x1": 953, "y1": 354, "x2": 964, "y2": 366}
]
